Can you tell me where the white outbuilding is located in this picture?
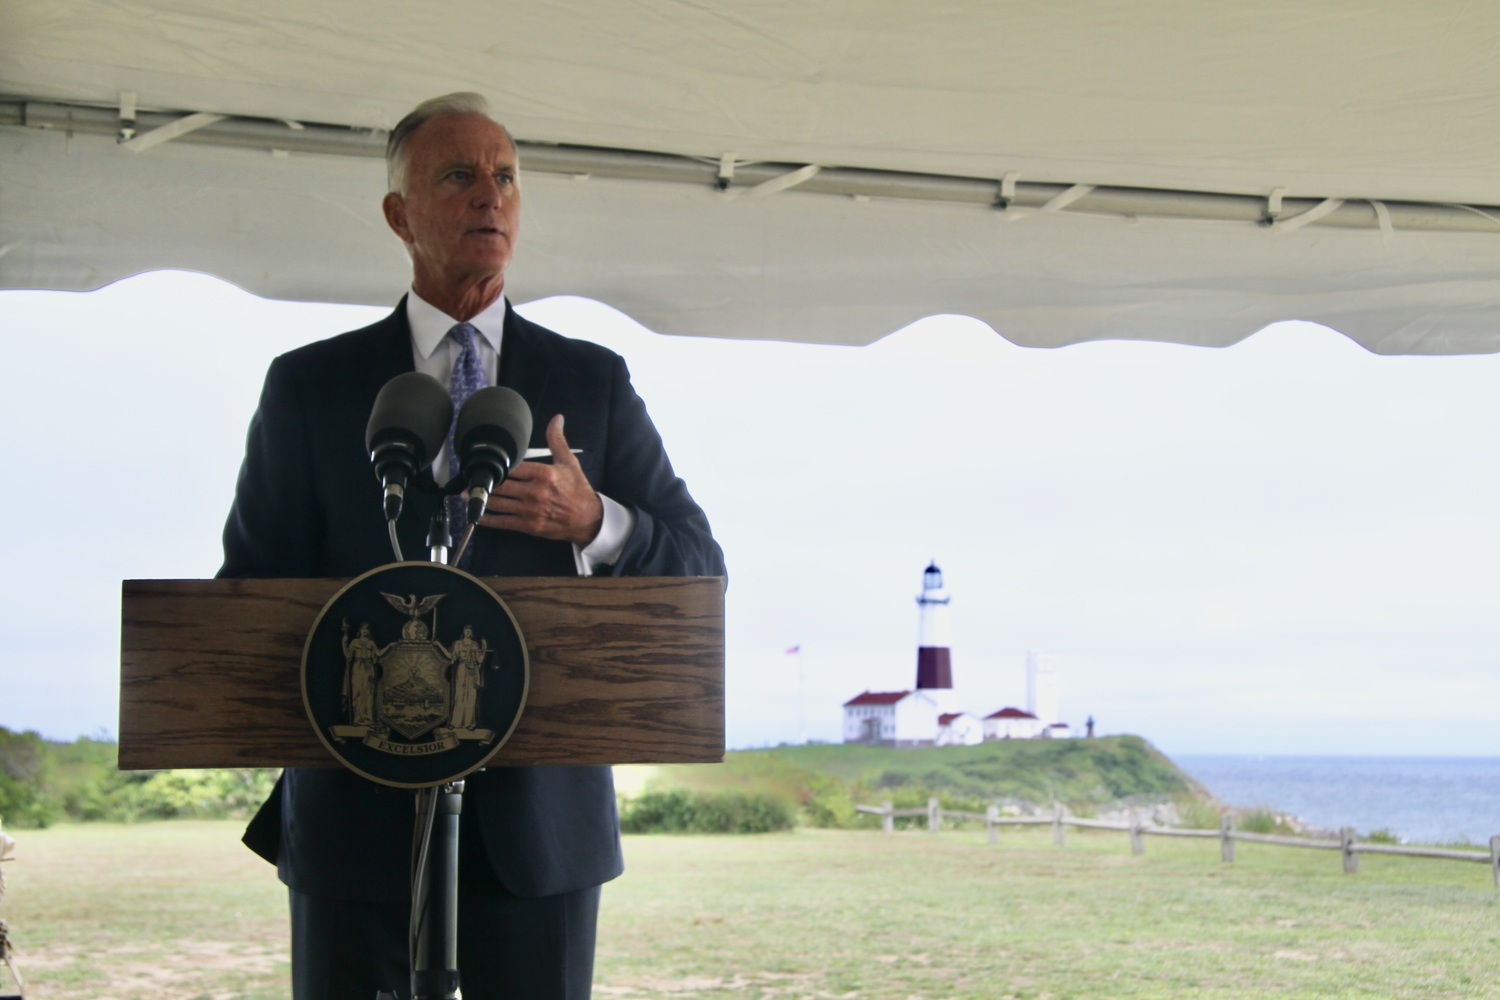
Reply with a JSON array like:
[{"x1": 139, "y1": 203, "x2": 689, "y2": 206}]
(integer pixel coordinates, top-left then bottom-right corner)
[
  {"x1": 983, "y1": 707, "x2": 1043, "y2": 741},
  {"x1": 842, "y1": 690, "x2": 944, "y2": 747},
  {"x1": 936, "y1": 712, "x2": 983, "y2": 747}
]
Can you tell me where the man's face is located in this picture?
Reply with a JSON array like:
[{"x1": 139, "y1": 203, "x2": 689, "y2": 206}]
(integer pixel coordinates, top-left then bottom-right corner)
[{"x1": 383, "y1": 113, "x2": 520, "y2": 290}]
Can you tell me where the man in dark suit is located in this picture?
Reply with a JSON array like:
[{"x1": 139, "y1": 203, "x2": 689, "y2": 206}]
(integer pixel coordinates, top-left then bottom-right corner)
[{"x1": 220, "y1": 92, "x2": 724, "y2": 999}]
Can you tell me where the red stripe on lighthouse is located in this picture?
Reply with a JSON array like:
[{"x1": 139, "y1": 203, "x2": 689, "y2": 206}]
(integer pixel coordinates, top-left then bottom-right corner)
[{"x1": 916, "y1": 646, "x2": 952, "y2": 689}]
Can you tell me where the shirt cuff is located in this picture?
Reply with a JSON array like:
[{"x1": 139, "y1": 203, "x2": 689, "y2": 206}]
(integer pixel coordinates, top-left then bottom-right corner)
[{"x1": 572, "y1": 493, "x2": 636, "y2": 576}]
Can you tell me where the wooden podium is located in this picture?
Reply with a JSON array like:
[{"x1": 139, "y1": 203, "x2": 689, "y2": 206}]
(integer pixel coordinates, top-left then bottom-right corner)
[{"x1": 119, "y1": 575, "x2": 725, "y2": 771}]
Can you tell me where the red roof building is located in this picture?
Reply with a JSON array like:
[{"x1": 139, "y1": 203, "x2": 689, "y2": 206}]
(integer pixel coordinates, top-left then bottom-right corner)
[
  {"x1": 982, "y1": 706, "x2": 1043, "y2": 740},
  {"x1": 843, "y1": 690, "x2": 911, "y2": 707},
  {"x1": 842, "y1": 689, "x2": 946, "y2": 746}
]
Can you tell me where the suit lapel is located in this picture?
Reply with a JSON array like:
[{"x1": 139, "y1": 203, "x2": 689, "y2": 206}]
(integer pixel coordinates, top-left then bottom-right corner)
[
  {"x1": 371, "y1": 296, "x2": 419, "y2": 381},
  {"x1": 498, "y1": 303, "x2": 554, "y2": 451}
]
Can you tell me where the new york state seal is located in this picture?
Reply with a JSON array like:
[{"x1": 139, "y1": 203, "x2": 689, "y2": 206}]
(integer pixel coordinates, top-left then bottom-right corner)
[{"x1": 302, "y1": 562, "x2": 528, "y2": 787}]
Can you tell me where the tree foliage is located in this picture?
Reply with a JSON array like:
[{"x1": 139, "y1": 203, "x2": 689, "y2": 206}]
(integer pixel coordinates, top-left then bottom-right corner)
[
  {"x1": 0, "y1": 727, "x2": 278, "y2": 828},
  {"x1": 0, "y1": 727, "x2": 54, "y2": 827},
  {"x1": 620, "y1": 789, "x2": 795, "y2": 834}
]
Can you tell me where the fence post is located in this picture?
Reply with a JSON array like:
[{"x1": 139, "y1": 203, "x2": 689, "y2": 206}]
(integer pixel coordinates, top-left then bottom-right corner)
[
  {"x1": 928, "y1": 797, "x2": 940, "y2": 833},
  {"x1": 1219, "y1": 814, "x2": 1235, "y2": 863},
  {"x1": 1490, "y1": 835, "x2": 1499, "y2": 888},
  {"x1": 986, "y1": 804, "x2": 999, "y2": 844},
  {"x1": 1129, "y1": 810, "x2": 1145, "y2": 855},
  {"x1": 1341, "y1": 826, "x2": 1359, "y2": 874},
  {"x1": 882, "y1": 800, "x2": 893, "y2": 835},
  {"x1": 1052, "y1": 802, "x2": 1065, "y2": 847}
]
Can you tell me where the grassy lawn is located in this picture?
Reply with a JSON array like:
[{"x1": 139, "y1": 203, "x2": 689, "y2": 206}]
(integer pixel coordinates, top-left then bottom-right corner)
[
  {"x1": 2, "y1": 821, "x2": 1496, "y2": 998},
  {"x1": 600, "y1": 828, "x2": 1500, "y2": 998},
  {"x1": 0, "y1": 820, "x2": 289, "y2": 998}
]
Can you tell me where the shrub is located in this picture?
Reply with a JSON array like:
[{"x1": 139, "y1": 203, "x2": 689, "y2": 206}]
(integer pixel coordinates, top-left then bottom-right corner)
[
  {"x1": 620, "y1": 789, "x2": 794, "y2": 834},
  {"x1": 0, "y1": 727, "x2": 279, "y2": 825},
  {"x1": 0, "y1": 728, "x2": 56, "y2": 828},
  {"x1": 108, "y1": 768, "x2": 279, "y2": 821},
  {"x1": 845, "y1": 786, "x2": 994, "y2": 831},
  {"x1": 849, "y1": 786, "x2": 931, "y2": 831},
  {"x1": 1236, "y1": 806, "x2": 1297, "y2": 836},
  {"x1": 798, "y1": 772, "x2": 856, "y2": 828},
  {"x1": 1177, "y1": 797, "x2": 1223, "y2": 830}
]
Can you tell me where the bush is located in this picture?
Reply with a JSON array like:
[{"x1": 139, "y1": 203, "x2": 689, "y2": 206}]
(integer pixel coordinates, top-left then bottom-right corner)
[
  {"x1": 1236, "y1": 806, "x2": 1297, "y2": 836},
  {"x1": 1177, "y1": 797, "x2": 1223, "y2": 830},
  {"x1": 0, "y1": 728, "x2": 56, "y2": 828},
  {"x1": 848, "y1": 786, "x2": 926, "y2": 831},
  {"x1": 0, "y1": 727, "x2": 278, "y2": 825},
  {"x1": 620, "y1": 789, "x2": 794, "y2": 834},
  {"x1": 845, "y1": 786, "x2": 994, "y2": 831},
  {"x1": 797, "y1": 772, "x2": 856, "y2": 828},
  {"x1": 108, "y1": 768, "x2": 279, "y2": 821}
]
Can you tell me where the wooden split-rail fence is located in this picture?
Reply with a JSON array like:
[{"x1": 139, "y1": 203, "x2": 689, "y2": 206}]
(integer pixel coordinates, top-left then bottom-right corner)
[{"x1": 854, "y1": 799, "x2": 1500, "y2": 888}]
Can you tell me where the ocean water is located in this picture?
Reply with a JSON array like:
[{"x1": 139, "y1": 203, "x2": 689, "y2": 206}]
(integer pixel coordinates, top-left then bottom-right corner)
[{"x1": 1173, "y1": 755, "x2": 1500, "y2": 846}]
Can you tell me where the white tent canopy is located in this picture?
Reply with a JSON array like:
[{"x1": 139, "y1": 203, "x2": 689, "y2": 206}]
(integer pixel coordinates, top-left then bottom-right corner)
[{"x1": 3, "y1": 0, "x2": 1499, "y2": 353}]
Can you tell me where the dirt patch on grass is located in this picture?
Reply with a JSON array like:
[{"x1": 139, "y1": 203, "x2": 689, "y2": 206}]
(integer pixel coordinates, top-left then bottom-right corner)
[
  {"x1": 17, "y1": 938, "x2": 287, "y2": 999},
  {"x1": 596, "y1": 971, "x2": 823, "y2": 996}
]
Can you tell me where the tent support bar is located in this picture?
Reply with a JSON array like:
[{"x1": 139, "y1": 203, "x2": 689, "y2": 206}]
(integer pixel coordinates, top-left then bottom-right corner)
[
  {"x1": 6, "y1": 98, "x2": 1500, "y2": 235},
  {"x1": 121, "y1": 110, "x2": 228, "y2": 152}
]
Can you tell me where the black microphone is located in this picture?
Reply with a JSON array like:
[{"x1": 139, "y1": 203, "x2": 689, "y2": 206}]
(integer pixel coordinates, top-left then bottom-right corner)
[
  {"x1": 365, "y1": 372, "x2": 454, "y2": 522},
  {"x1": 455, "y1": 386, "x2": 533, "y2": 526}
]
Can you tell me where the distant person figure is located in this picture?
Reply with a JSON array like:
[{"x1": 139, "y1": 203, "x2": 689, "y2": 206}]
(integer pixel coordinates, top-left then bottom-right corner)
[{"x1": 1086, "y1": 715, "x2": 1096, "y2": 738}]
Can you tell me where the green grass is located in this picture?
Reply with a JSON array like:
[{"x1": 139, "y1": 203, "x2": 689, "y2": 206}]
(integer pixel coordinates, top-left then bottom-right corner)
[
  {"x1": 600, "y1": 828, "x2": 1500, "y2": 999},
  {"x1": 0, "y1": 820, "x2": 289, "y2": 998},
  {"x1": 3, "y1": 820, "x2": 1497, "y2": 998}
]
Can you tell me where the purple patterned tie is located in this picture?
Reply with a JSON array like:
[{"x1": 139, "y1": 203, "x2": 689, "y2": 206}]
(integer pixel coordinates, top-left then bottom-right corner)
[{"x1": 446, "y1": 323, "x2": 488, "y2": 544}]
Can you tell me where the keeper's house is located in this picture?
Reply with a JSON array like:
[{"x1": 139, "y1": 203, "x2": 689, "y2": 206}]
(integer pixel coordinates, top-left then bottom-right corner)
[{"x1": 841, "y1": 690, "x2": 943, "y2": 747}]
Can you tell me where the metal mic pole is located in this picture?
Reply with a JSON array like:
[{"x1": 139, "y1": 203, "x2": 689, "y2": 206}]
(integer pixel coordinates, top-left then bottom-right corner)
[
  {"x1": 408, "y1": 502, "x2": 463, "y2": 1000},
  {"x1": 411, "y1": 781, "x2": 464, "y2": 1000}
]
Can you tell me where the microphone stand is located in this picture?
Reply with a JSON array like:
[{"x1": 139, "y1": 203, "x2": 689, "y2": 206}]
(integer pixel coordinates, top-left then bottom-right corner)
[
  {"x1": 410, "y1": 780, "x2": 463, "y2": 1000},
  {"x1": 386, "y1": 504, "x2": 465, "y2": 1000}
]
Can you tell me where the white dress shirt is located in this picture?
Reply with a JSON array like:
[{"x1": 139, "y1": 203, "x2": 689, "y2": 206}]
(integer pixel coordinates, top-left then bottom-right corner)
[{"x1": 404, "y1": 290, "x2": 634, "y2": 575}]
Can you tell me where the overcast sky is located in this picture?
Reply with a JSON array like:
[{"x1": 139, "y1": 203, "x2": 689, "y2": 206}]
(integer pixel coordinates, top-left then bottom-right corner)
[{"x1": 3, "y1": 270, "x2": 1498, "y2": 756}]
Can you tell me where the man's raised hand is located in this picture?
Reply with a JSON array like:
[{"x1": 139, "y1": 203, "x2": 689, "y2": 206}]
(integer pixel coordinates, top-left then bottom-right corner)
[{"x1": 479, "y1": 413, "x2": 603, "y2": 546}]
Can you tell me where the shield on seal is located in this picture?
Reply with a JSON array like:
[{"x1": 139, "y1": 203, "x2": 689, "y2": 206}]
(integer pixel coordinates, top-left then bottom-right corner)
[{"x1": 376, "y1": 640, "x2": 452, "y2": 740}]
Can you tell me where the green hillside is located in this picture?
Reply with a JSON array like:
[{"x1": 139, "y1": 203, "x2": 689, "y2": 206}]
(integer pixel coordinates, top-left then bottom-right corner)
[{"x1": 619, "y1": 735, "x2": 1205, "y2": 828}]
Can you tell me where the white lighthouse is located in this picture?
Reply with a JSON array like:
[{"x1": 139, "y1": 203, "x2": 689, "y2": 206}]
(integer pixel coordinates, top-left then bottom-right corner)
[
  {"x1": 843, "y1": 564, "x2": 1079, "y2": 745},
  {"x1": 915, "y1": 562, "x2": 958, "y2": 713}
]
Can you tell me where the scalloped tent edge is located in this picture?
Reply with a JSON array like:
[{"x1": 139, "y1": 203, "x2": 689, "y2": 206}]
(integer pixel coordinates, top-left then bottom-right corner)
[{"x1": 3, "y1": 1, "x2": 1499, "y2": 355}]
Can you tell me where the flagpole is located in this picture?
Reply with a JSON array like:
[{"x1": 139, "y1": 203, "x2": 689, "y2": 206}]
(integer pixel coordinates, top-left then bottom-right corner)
[
  {"x1": 799, "y1": 648, "x2": 805, "y2": 745},
  {"x1": 786, "y1": 644, "x2": 805, "y2": 745}
]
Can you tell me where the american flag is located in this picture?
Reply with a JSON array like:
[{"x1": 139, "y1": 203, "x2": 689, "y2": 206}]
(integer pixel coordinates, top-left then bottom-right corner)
[{"x1": 785, "y1": 645, "x2": 801, "y2": 655}]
